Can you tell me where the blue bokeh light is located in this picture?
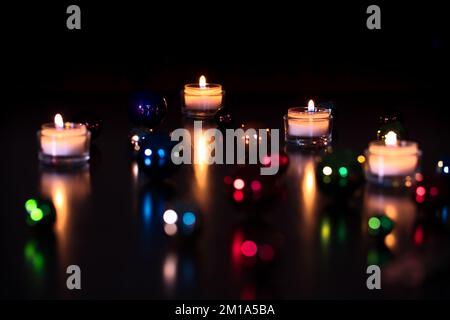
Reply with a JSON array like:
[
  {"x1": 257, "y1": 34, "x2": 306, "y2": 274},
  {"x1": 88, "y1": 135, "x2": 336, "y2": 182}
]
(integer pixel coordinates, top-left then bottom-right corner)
[{"x1": 182, "y1": 211, "x2": 196, "y2": 226}]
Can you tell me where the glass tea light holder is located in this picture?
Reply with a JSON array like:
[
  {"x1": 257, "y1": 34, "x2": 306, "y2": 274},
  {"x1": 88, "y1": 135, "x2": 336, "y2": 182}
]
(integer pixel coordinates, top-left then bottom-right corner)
[
  {"x1": 182, "y1": 75, "x2": 225, "y2": 119},
  {"x1": 38, "y1": 114, "x2": 91, "y2": 165},
  {"x1": 365, "y1": 131, "x2": 421, "y2": 187},
  {"x1": 284, "y1": 99, "x2": 333, "y2": 148}
]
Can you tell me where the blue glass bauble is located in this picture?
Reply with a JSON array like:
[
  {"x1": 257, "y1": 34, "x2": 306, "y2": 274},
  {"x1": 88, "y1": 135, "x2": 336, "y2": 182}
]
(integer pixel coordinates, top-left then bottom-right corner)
[
  {"x1": 136, "y1": 132, "x2": 179, "y2": 179},
  {"x1": 129, "y1": 92, "x2": 167, "y2": 128}
]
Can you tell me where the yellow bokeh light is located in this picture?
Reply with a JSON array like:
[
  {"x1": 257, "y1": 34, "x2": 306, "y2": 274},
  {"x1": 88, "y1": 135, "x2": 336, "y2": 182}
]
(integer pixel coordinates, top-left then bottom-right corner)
[
  {"x1": 384, "y1": 234, "x2": 396, "y2": 249},
  {"x1": 357, "y1": 155, "x2": 366, "y2": 164},
  {"x1": 321, "y1": 220, "x2": 331, "y2": 242},
  {"x1": 385, "y1": 204, "x2": 398, "y2": 221}
]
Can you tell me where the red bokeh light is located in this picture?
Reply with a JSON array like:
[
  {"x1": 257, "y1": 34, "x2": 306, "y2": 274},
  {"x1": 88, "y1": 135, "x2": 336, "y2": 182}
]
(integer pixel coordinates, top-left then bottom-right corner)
[
  {"x1": 224, "y1": 176, "x2": 233, "y2": 185},
  {"x1": 232, "y1": 231, "x2": 244, "y2": 265},
  {"x1": 416, "y1": 195, "x2": 425, "y2": 203},
  {"x1": 241, "y1": 240, "x2": 258, "y2": 257},
  {"x1": 233, "y1": 190, "x2": 244, "y2": 202},
  {"x1": 280, "y1": 154, "x2": 289, "y2": 166},
  {"x1": 430, "y1": 186, "x2": 439, "y2": 197},
  {"x1": 416, "y1": 186, "x2": 426, "y2": 197},
  {"x1": 261, "y1": 153, "x2": 289, "y2": 167},
  {"x1": 259, "y1": 244, "x2": 274, "y2": 262},
  {"x1": 262, "y1": 156, "x2": 271, "y2": 166},
  {"x1": 414, "y1": 226, "x2": 424, "y2": 245},
  {"x1": 250, "y1": 180, "x2": 262, "y2": 192},
  {"x1": 240, "y1": 284, "x2": 255, "y2": 300}
]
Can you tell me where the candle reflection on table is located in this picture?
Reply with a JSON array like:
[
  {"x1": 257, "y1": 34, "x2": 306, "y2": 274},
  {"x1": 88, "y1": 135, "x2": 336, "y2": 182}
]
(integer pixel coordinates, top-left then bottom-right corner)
[
  {"x1": 184, "y1": 120, "x2": 219, "y2": 212},
  {"x1": 287, "y1": 153, "x2": 322, "y2": 242},
  {"x1": 163, "y1": 252, "x2": 178, "y2": 297},
  {"x1": 39, "y1": 166, "x2": 91, "y2": 271},
  {"x1": 131, "y1": 161, "x2": 139, "y2": 183},
  {"x1": 285, "y1": 152, "x2": 325, "y2": 294},
  {"x1": 363, "y1": 187, "x2": 418, "y2": 254},
  {"x1": 131, "y1": 161, "x2": 142, "y2": 213},
  {"x1": 302, "y1": 159, "x2": 318, "y2": 224},
  {"x1": 194, "y1": 131, "x2": 209, "y2": 193}
]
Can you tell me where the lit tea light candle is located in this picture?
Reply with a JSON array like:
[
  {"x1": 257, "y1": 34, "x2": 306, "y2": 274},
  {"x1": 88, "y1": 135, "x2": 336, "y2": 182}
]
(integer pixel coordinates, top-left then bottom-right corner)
[
  {"x1": 182, "y1": 75, "x2": 224, "y2": 118},
  {"x1": 284, "y1": 99, "x2": 332, "y2": 148},
  {"x1": 366, "y1": 131, "x2": 421, "y2": 186},
  {"x1": 38, "y1": 114, "x2": 90, "y2": 165}
]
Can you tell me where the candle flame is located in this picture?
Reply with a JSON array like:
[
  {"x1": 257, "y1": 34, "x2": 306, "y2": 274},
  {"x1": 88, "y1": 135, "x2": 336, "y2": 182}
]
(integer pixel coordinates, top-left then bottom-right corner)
[
  {"x1": 54, "y1": 114, "x2": 64, "y2": 129},
  {"x1": 199, "y1": 75, "x2": 206, "y2": 89},
  {"x1": 307, "y1": 99, "x2": 315, "y2": 112},
  {"x1": 385, "y1": 131, "x2": 398, "y2": 146}
]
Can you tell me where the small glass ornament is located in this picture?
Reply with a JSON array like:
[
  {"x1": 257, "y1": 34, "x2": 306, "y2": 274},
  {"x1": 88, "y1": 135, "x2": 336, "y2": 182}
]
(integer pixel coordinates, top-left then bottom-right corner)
[
  {"x1": 136, "y1": 132, "x2": 179, "y2": 179},
  {"x1": 129, "y1": 91, "x2": 167, "y2": 128},
  {"x1": 24, "y1": 197, "x2": 56, "y2": 228},
  {"x1": 316, "y1": 149, "x2": 365, "y2": 197}
]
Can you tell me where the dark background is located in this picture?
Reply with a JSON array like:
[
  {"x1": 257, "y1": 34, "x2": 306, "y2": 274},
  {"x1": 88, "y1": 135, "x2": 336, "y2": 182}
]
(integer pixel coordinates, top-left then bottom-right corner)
[
  {"x1": 2, "y1": 1, "x2": 446, "y2": 93},
  {"x1": 1, "y1": 1, "x2": 449, "y2": 300}
]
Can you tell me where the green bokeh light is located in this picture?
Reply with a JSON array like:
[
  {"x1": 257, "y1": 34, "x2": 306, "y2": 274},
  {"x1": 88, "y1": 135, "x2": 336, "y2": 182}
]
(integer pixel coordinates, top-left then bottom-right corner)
[
  {"x1": 380, "y1": 216, "x2": 394, "y2": 232},
  {"x1": 24, "y1": 241, "x2": 45, "y2": 275},
  {"x1": 30, "y1": 208, "x2": 44, "y2": 222},
  {"x1": 33, "y1": 254, "x2": 45, "y2": 271},
  {"x1": 24, "y1": 241, "x2": 35, "y2": 260},
  {"x1": 338, "y1": 220, "x2": 347, "y2": 243},
  {"x1": 368, "y1": 217, "x2": 381, "y2": 230},
  {"x1": 338, "y1": 166, "x2": 348, "y2": 178},
  {"x1": 367, "y1": 249, "x2": 379, "y2": 265},
  {"x1": 339, "y1": 179, "x2": 348, "y2": 187},
  {"x1": 25, "y1": 199, "x2": 38, "y2": 213}
]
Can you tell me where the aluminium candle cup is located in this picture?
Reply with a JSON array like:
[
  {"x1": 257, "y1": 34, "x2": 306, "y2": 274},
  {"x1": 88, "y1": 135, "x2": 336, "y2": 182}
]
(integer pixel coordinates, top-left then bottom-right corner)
[
  {"x1": 284, "y1": 107, "x2": 333, "y2": 148},
  {"x1": 364, "y1": 140, "x2": 421, "y2": 188},
  {"x1": 181, "y1": 83, "x2": 225, "y2": 119},
  {"x1": 38, "y1": 123, "x2": 91, "y2": 166}
]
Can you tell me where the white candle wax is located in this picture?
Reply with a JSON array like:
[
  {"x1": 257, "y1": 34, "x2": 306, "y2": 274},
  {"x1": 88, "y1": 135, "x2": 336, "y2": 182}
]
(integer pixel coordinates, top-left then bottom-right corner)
[
  {"x1": 184, "y1": 75, "x2": 223, "y2": 111},
  {"x1": 40, "y1": 115, "x2": 88, "y2": 157},
  {"x1": 367, "y1": 132, "x2": 419, "y2": 176},
  {"x1": 287, "y1": 101, "x2": 331, "y2": 137}
]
